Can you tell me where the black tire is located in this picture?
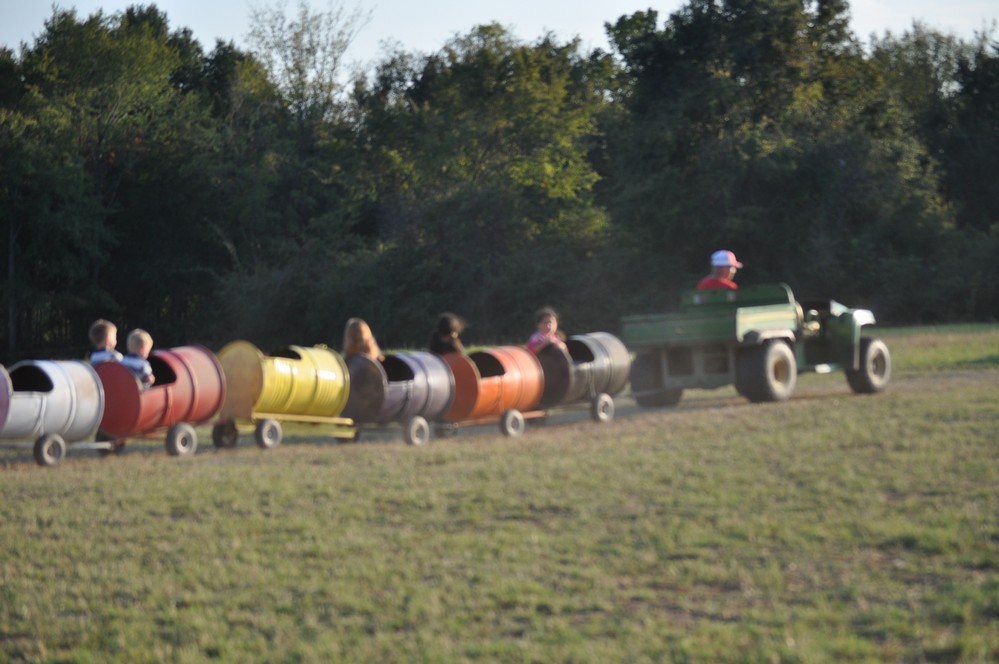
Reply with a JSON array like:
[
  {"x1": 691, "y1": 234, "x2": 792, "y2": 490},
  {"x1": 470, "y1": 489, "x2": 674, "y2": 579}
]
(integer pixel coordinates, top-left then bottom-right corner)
[
  {"x1": 734, "y1": 350, "x2": 753, "y2": 399},
  {"x1": 635, "y1": 389, "x2": 683, "y2": 408},
  {"x1": 98, "y1": 439, "x2": 126, "y2": 457},
  {"x1": 435, "y1": 423, "x2": 458, "y2": 438},
  {"x1": 736, "y1": 341, "x2": 797, "y2": 403},
  {"x1": 591, "y1": 393, "x2": 615, "y2": 423},
  {"x1": 165, "y1": 423, "x2": 198, "y2": 457},
  {"x1": 499, "y1": 409, "x2": 526, "y2": 437},
  {"x1": 254, "y1": 419, "x2": 282, "y2": 449},
  {"x1": 403, "y1": 416, "x2": 431, "y2": 446},
  {"x1": 33, "y1": 434, "x2": 66, "y2": 467},
  {"x1": 631, "y1": 351, "x2": 683, "y2": 408},
  {"x1": 212, "y1": 421, "x2": 239, "y2": 448},
  {"x1": 846, "y1": 337, "x2": 891, "y2": 394}
]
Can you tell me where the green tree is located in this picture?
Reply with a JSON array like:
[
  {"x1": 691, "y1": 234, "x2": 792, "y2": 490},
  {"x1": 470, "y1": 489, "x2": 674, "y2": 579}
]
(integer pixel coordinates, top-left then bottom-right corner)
[
  {"x1": 940, "y1": 43, "x2": 999, "y2": 233},
  {"x1": 345, "y1": 25, "x2": 613, "y2": 342},
  {"x1": 1, "y1": 90, "x2": 106, "y2": 357},
  {"x1": 247, "y1": 0, "x2": 369, "y2": 131},
  {"x1": 3, "y1": 6, "x2": 269, "y2": 351},
  {"x1": 600, "y1": 2, "x2": 955, "y2": 321}
]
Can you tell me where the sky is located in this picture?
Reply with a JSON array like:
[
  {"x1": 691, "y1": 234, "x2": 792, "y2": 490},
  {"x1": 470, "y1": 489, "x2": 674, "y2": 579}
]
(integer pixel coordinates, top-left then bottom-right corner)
[{"x1": 2, "y1": 0, "x2": 996, "y2": 72}]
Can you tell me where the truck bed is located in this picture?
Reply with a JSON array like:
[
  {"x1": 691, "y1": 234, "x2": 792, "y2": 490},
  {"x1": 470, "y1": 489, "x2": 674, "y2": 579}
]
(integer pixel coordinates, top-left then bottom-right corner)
[{"x1": 621, "y1": 284, "x2": 799, "y2": 347}]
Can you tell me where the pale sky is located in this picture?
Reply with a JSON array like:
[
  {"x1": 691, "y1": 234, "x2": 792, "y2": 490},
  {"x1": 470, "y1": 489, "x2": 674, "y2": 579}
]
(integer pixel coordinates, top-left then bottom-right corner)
[{"x1": 2, "y1": 0, "x2": 996, "y2": 72}]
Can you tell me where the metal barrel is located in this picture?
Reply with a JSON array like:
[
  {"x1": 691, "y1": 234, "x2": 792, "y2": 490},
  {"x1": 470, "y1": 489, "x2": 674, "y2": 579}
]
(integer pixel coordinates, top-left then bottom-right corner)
[
  {"x1": 0, "y1": 366, "x2": 10, "y2": 433},
  {"x1": 537, "y1": 332, "x2": 632, "y2": 408},
  {"x1": 535, "y1": 345, "x2": 573, "y2": 408},
  {"x1": 0, "y1": 360, "x2": 105, "y2": 442},
  {"x1": 442, "y1": 346, "x2": 544, "y2": 422},
  {"x1": 344, "y1": 352, "x2": 455, "y2": 424},
  {"x1": 383, "y1": 352, "x2": 455, "y2": 423},
  {"x1": 217, "y1": 341, "x2": 349, "y2": 420},
  {"x1": 342, "y1": 354, "x2": 386, "y2": 422},
  {"x1": 97, "y1": 345, "x2": 225, "y2": 437},
  {"x1": 566, "y1": 332, "x2": 631, "y2": 404}
]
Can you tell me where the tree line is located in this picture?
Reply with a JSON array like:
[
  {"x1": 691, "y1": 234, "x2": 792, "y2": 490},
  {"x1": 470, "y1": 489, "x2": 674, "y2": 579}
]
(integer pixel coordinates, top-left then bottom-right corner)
[{"x1": 2, "y1": 0, "x2": 997, "y2": 362}]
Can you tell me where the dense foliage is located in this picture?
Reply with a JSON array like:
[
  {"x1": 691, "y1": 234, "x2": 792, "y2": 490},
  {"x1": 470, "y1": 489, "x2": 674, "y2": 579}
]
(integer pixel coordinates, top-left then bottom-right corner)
[{"x1": 2, "y1": 1, "x2": 997, "y2": 359}]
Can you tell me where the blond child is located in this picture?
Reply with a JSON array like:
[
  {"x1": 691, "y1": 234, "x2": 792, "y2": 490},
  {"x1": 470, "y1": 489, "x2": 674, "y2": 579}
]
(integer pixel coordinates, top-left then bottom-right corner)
[
  {"x1": 122, "y1": 328, "x2": 155, "y2": 388},
  {"x1": 342, "y1": 318, "x2": 384, "y2": 361},
  {"x1": 88, "y1": 319, "x2": 123, "y2": 365}
]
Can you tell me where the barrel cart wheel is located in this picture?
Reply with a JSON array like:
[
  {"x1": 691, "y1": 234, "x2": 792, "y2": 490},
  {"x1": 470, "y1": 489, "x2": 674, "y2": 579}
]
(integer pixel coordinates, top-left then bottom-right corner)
[
  {"x1": 212, "y1": 420, "x2": 240, "y2": 448},
  {"x1": 500, "y1": 409, "x2": 526, "y2": 437},
  {"x1": 165, "y1": 423, "x2": 198, "y2": 457},
  {"x1": 590, "y1": 393, "x2": 615, "y2": 423},
  {"x1": 254, "y1": 418, "x2": 282, "y2": 449},
  {"x1": 33, "y1": 434, "x2": 67, "y2": 467},
  {"x1": 403, "y1": 416, "x2": 431, "y2": 446}
]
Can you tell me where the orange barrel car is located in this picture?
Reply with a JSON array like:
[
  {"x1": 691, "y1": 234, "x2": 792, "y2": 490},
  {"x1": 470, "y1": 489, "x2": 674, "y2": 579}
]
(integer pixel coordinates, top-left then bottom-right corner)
[
  {"x1": 95, "y1": 345, "x2": 226, "y2": 458},
  {"x1": 213, "y1": 341, "x2": 353, "y2": 449},
  {"x1": 342, "y1": 351, "x2": 455, "y2": 445},
  {"x1": 534, "y1": 332, "x2": 632, "y2": 422},
  {"x1": 439, "y1": 346, "x2": 545, "y2": 437},
  {"x1": 0, "y1": 360, "x2": 105, "y2": 467}
]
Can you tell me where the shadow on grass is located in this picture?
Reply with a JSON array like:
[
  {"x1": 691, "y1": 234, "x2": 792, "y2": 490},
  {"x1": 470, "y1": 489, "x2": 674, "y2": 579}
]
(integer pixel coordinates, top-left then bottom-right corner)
[{"x1": 956, "y1": 354, "x2": 999, "y2": 369}]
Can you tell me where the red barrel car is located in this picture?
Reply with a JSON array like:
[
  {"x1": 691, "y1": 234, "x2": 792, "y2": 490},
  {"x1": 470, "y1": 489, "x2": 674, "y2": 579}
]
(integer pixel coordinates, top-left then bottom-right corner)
[
  {"x1": 95, "y1": 345, "x2": 226, "y2": 457},
  {"x1": 440, "y1": 346, "x2": 545, "y2": 437}
]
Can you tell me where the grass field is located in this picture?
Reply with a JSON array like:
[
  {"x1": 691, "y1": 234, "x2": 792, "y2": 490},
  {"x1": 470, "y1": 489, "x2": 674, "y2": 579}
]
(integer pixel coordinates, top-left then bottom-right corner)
[{"x1": 2, "y1": 325, "x2": 997, "y2": 663}]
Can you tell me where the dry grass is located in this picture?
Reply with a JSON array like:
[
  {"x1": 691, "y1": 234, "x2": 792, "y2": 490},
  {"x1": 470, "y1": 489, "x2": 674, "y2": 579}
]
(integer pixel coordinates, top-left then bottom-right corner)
[{"x1": 1, "y1": 324, "x2": 997, "y2": 662}]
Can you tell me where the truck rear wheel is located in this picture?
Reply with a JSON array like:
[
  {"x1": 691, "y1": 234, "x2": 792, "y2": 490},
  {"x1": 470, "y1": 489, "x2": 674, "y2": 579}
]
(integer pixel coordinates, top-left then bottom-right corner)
[
  {"x1": 631, "y1": 352, "x2": 683, "y2": 408},
  {"x1": 635, "y1": 389, "x2": 683, "y2": 408},
  {"x1": 846, "y1": 337, "x2": 891, "y2": 394},
  {"x1": 736, "y1": 341, "x2": 797, "y2": 403}
]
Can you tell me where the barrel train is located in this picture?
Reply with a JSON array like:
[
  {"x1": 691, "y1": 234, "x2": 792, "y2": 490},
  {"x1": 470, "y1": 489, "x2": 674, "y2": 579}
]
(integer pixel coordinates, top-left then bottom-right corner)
[
  {"x1": 0, "y1": 332, "x2": 631, "y2": 466},
  {"x1": 1, "y1": 282, "x2": 894, "y2": 467}
]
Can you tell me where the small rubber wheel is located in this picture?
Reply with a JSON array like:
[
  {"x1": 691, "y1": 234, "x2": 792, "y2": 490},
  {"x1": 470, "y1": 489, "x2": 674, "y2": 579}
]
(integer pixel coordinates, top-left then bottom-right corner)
[
  {"x1": 165, "y1": 423, "x2": 198, "y2": 457},
  {"x1": 212, "y1": 421, "x2": 239, "y2": 448},
  {"x1": 499, "y1": 409, "x2": 526, "y2": 437},
  {"x1": 403, "y1": 416, "x2": 431, "y2": 446},
  {"x1": 591, "y1": 393, "x2": 615, "y2": 423},
  {"x1": 254, "y1": 419, "x2": 282, "y2": 449},
  {"x1": 33, "y1": 434, "x2": 66, "y2": 467}
]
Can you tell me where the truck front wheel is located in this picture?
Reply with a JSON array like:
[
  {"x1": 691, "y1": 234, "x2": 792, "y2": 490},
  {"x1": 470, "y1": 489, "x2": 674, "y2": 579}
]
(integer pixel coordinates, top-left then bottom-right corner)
[
  {"x1": 846, "y1": 337, "x2": 891, "y2": 394},
  {"x1": 737, "y1": 341, "x2": 797, "y2": 403}
]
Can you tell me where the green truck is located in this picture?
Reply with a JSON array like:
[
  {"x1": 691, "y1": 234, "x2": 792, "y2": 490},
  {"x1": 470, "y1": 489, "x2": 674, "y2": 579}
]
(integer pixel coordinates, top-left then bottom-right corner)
[{"x1": 620, "y1": 283, "x2": 891, "y2": 406}]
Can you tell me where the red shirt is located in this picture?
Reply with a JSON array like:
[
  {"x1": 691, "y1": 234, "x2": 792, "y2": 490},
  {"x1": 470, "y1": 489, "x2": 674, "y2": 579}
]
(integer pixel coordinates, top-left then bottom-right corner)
[{"x1": 696, "y1": 277, "x2": 738, "y2": 290}]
